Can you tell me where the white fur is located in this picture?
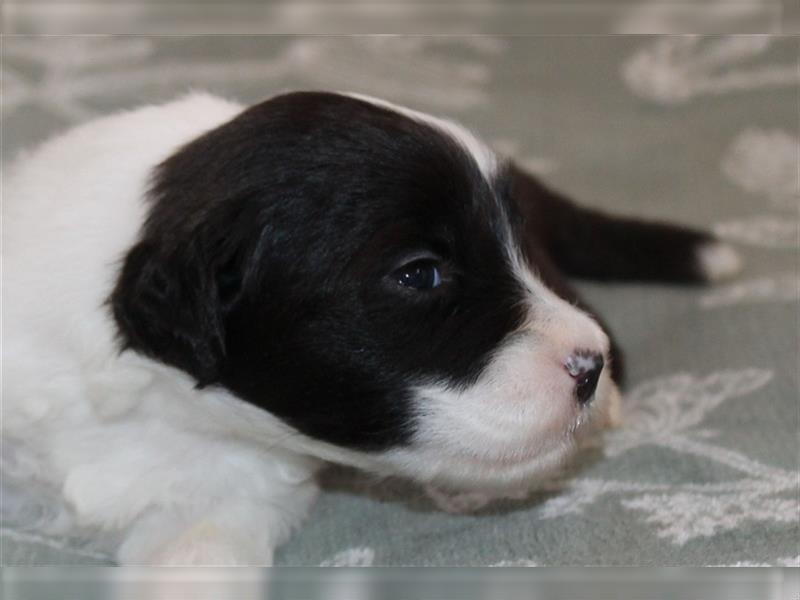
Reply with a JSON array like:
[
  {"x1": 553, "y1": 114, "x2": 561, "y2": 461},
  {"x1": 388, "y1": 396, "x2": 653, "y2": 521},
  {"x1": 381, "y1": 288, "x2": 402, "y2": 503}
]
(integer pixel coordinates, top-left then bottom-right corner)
[
  {"x1": 696, "y1": 241, "x2": 743, "y2": 282},
  {"x1": 3, "y1": 92, "x2": 617, "y2": 564},
  {"x1": 3, "y1": 93, "x2": 321, "y2": 564}
]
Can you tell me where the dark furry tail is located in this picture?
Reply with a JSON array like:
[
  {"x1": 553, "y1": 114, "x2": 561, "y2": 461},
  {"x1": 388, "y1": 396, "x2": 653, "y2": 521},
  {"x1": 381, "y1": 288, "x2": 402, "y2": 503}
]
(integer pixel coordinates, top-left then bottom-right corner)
[{"x1": 511, "y1": 165, "x2": 742, "y2": 284}]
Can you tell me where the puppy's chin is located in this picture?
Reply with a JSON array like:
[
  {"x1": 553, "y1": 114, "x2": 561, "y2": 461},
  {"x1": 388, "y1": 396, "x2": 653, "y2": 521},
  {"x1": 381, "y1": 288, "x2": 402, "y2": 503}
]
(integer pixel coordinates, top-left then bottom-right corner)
[
  {"x1": 320, "y1": 370, "x2": 615, "y2": 493},
  {"x1": 378, "y1": 435, "x2": 580, "y2": 491}
]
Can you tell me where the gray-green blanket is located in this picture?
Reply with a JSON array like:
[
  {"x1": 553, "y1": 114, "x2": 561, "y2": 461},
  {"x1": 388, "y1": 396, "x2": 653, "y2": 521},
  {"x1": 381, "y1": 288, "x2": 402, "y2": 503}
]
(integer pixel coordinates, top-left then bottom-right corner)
[{"x1": 2, "y1": 29, "x2": 797, "y2": 566}]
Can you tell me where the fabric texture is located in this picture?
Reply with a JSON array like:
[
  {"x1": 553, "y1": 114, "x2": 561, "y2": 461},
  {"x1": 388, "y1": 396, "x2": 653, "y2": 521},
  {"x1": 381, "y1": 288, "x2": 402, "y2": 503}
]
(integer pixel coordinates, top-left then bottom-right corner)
[{"x1": 2, "y1": 27, "x2": 798, "y2": 566}]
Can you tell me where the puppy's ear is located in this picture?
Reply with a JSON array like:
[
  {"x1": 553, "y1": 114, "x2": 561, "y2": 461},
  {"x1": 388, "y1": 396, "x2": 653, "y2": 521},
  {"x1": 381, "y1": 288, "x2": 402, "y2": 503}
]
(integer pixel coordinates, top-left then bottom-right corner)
[{"x1": 110, "y1": 217, "x2": 246, "y2": 387}]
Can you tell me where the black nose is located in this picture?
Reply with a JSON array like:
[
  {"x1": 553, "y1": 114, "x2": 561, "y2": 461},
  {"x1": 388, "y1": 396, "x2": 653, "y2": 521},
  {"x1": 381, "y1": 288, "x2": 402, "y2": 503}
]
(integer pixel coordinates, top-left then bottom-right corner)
[{"x1": 565, "y1": 351, "x2": 604, "y2": 405}]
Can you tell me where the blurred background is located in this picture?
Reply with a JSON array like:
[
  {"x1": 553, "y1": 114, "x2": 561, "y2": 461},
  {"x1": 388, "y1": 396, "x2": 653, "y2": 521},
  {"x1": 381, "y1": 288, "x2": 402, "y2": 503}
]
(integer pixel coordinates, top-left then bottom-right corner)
[
  {"x1": 1, "y1": 0, "x2": 797, "y2": 34},
  {"x1": 1, "y1": 0, "x2": 798, "y2": 577}
]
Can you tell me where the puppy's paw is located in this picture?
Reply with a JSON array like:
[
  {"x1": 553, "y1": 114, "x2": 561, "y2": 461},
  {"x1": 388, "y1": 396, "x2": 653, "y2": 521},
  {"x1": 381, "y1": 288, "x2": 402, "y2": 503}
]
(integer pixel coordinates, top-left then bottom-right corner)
[
  {"x1": 589, "y1": 372, "x2": 623, "y2": 431},
  {"x1": 119, "y1": 517, "x2": 274, "y2": 566},
  {"x1": 695, "y1": 241, "x2": 742, "y2": 283},
  {"x1": 148, "y1": 522, "x2": 263, "y2": 566},
  {"x1": 601, "y1": 382, "x2": 623, "y2": 429}
]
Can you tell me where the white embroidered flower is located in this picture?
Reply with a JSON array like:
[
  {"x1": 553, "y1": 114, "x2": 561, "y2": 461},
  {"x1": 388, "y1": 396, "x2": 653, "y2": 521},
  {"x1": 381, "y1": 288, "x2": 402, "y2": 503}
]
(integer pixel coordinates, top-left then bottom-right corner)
[
  {"x1": 700, "y1": 273, "x2": 799, "y2": 308},
  {"x1": 622, "y1": 491, "x2": 797, "y2": 545},
  {"x1": 319, "y1": 546, "x2": 375, "y2": 567},
  {"x1": 713, "y1": 216, "x2": 799, "y2": 248},
  {"x1": 614, "y1": 0, "x2": 776, "y2": 36},
  {"x1": 2, "y1": 36, "x2": 504, "y2": 124},
  {"x1": 713, "y1": 555, "x2": 800, "y2": 566},
  {"x1": 538, "y1": 368, "x2": 795, "y2": 552},
  {"x1": 721, "y1": 129, "x2": 800, "y2": 209},
  {"x1": 621, "y1": 36, "x2": 798, "y2": 105},
  {"x1": 490, "y1": 558, "x2": 540, "y2": 566},
  {"x1": 606, "y1": 369, "x2": 773, "y2": 455}
]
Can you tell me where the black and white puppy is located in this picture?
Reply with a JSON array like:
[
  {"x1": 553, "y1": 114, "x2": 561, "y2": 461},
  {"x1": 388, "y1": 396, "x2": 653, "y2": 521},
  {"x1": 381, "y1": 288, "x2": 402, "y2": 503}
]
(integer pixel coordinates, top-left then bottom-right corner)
[{"x1": 4, "y1": 91, "x2": 740, "y2": 564}]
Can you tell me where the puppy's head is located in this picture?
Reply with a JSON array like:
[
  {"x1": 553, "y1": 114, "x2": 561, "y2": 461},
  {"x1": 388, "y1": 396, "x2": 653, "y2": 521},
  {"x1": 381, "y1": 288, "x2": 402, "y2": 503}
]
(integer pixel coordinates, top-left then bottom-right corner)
[{"x1": 111, "y1": 92, "x2": 610, "y2": 487}]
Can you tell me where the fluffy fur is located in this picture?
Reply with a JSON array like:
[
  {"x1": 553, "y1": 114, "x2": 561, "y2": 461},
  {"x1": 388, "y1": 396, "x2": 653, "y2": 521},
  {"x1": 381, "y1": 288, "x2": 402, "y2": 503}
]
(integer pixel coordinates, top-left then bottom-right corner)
[{"x1": 2, "y1": 92, "x2": 739, "y2": 564}]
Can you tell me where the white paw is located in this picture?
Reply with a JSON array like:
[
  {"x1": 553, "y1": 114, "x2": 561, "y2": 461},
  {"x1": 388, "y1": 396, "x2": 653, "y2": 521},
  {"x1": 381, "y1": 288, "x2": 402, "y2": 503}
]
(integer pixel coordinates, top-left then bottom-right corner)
[
  {"x1": 120, "y1": 520, "x2": 272, "y2": 566},
  {"x1": 602, "y1": 382, "x2": 623, "y2": 428},
  {"x1": 149, "y1": 525, "x2": 251, "y2": 566},
  {"x1": 696, "y1": 242, "x2": 742, "y2": 282}
]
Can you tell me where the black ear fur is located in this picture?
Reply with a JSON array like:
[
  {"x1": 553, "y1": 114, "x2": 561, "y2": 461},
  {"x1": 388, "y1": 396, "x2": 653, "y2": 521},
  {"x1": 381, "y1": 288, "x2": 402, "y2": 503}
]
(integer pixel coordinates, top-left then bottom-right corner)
[
  {"x1": 110, "y1": 236, "x2": 229, "y2": 386},
  {"x1": 109, "y1": 193, "x2": 258, "y2": 388}
]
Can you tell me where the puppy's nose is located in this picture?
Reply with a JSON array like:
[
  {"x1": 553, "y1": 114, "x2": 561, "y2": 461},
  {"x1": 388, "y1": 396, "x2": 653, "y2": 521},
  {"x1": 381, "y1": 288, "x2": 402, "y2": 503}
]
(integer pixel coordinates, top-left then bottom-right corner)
[{"x1": 565, "y1": 351, "x2": 604, "y2": 405}]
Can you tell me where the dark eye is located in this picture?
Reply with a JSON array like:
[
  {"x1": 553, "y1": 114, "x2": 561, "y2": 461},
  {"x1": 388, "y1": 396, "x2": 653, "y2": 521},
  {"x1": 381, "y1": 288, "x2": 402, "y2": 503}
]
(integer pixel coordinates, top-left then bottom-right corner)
[{"x1": 393, "y1": 259, "x2": 442, "y2": 290}]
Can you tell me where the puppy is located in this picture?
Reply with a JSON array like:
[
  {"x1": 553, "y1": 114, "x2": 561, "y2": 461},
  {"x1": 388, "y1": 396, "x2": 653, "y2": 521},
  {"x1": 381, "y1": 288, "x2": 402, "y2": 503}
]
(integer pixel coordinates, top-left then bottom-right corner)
[{"x1": 3, "y1": 91, "x2": 740, "y2": 565}]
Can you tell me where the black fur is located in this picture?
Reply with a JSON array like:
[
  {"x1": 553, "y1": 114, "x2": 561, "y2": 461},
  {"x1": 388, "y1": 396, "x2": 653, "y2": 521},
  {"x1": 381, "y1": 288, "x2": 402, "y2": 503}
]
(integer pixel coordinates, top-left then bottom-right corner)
[{"x1": 111, "y1": 91, "x2": 721, "y2": 450}]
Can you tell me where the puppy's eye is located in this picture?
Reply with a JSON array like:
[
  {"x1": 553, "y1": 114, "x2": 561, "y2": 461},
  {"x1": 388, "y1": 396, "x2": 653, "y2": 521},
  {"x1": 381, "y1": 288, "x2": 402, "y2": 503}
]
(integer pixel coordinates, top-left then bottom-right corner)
[{"x1": 393, "y1": 260, "x2": 442, "y2": 290}]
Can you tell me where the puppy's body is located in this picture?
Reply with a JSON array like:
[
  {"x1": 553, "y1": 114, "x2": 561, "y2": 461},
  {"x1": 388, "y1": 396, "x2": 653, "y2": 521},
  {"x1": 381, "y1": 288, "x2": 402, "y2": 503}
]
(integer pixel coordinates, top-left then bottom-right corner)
[
  {"x1": 3, "y1": 95, "x2": 318, "y2": 563},
  {"x1": 3, "y1": 92, "x2": 738, "y2": 564}
]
